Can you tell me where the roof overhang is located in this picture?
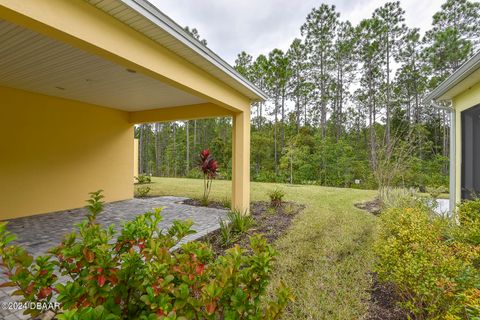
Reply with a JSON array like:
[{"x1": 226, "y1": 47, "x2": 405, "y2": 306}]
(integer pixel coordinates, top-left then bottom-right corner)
[
  {"x1": 0, "y1": 19, "x2": 209, "y2": 111},
  {"x1": 89, "y1": 0, "x2": 268, "y2": 102},
  {"x1": 0, "y1": 0, "x2": 266, "y2": 115},
  {"x1": 424, "y1": 50, "x2": 480, "y2": 103}
]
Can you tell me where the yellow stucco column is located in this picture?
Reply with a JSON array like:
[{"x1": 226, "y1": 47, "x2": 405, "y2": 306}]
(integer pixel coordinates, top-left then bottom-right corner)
[{"x1": 232, "y1": 110, "x2": 251, "y2": 214}]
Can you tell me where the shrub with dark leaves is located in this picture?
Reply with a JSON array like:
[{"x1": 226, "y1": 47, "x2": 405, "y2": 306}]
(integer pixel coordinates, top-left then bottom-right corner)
[
  {"x1": 0, "y1": 191, "x2": 292, "y2": 319},
  {"x1": 198, "y1": 149, "x2": 218, "y2": 206}
]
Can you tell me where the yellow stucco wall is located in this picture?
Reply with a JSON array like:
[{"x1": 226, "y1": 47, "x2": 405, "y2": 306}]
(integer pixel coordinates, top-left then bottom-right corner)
[
  {"x1": 0, "y1": 86, "x2": 134, "y2": 219},
  {"x1": 453, "y1": 81, "x2": 480, "y2": 203},
  {"x1": 0, "y1": 0, "x2": 255, "y2": 215}
]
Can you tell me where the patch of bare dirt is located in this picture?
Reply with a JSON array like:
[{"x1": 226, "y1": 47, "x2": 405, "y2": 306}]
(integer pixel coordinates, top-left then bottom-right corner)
[
  {"x1": 366, "y1": 273, "x2": 408, "y2": 320},
  {"x1": 355, "y1": 198, "x2": 382, "y2": 215},
  {"x1": 355, "y1": 201, "x2": 408, "y2": 319},
  {"x1": 199, "y1": 201, "x2": 305, "y2": 256}
]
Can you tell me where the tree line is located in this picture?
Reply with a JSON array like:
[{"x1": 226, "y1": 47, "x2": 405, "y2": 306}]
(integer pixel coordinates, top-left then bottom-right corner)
[{"x1": 136, "y1": 0, "x2": 480, "y2": 190}]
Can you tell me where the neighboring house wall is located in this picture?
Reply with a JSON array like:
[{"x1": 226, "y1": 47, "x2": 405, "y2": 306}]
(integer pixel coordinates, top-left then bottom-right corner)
[
  {"x1": 0, "y1": 86, "x2": 134, "y2": 219},
  {"x1": 454, "y1": 81, "x2": 480, "y2": 204}
]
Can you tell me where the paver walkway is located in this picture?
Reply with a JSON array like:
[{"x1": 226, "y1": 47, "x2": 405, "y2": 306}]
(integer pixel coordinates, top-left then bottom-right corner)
[{"x1": 0, "y1": 196, "x2": 227, "y2": 319}]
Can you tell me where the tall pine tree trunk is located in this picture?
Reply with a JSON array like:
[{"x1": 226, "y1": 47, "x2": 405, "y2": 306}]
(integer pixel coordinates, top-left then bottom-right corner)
[
  {"x1": 193, "y1": 120, "x2": 197, "y2": 153},
  {"x1": 274, "y1": 98, "x2": 279, "y2": 174},
  {"x1": 145, "y1": 125, "x2": 150, "y2": 175},
  {"x1": 186, "y1": 121, "x2": 190, "y2": 174},
  {"x1": 281, "y1": 91, "x2": 285, "y2": 150},
  {"x1": 296, "y1": 93, "x2": 301, "y2": 132},
  {"x1": 155, "y1": 123, "x2": 161, "y2": 176},
  {"x1": 320, "y1": 52, "x2": 327, "y2": 139},
  {"x1": 173, "y1": 123, "x2": 177, "y2": 177},
  {"x1": 139, "y1": 124, "x2": 144, "y2": 174},
  {"x1": 304, "y1": 95, "x2": 307, "y2": 127},
  {"x1": 385, "y1": 42, "x2": 391, "y2": 148}
]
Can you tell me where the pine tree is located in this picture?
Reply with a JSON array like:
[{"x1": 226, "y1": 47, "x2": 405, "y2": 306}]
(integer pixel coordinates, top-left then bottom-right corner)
[
  {"x1": 373, "y1": 1, "x2": 407, "y2": 147},
  {"x1": 301, "y1": 4, "x2": 339, "y2": 138},
  {"x1": 332, "y1": 21, "x2": 356, "y2": 140},
  {"x1": 424, "y1": 0, "x2": 480, "y2": 85},
  {"x1": 287, "y1": 38, "x2": 310, "y2": 131},
  {"x1": 266, "y1": 49, "x2": 291, "y2": 173}
]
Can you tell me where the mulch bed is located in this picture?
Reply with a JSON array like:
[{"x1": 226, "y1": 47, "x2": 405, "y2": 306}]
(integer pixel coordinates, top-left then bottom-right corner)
[
  {"x1": 192, "y1": 200, "x2": 305, "y2": 256},
  {"x1": 355, "y1": 200, "x2": 408, "y2": 319},
  {"x1": 182, "y1": 198, "x2": 229, "y2": 210},
  {"x1": 366, "y1": 273, "x2": 408, "y2": 320}
]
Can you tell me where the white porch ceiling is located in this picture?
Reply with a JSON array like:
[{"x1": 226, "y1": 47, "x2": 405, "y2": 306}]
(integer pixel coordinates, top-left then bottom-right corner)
[
  {"x1": 0, "y1": 19, "x2": 206, "y2": 111},
  {"x1": 87, "y1": 0, "x2": 267, "y2": 101}
]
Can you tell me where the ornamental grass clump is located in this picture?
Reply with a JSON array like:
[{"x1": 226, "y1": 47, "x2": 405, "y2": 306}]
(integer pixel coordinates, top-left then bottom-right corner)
[
  {"x1": 0, "y1": 191, "x2": 292, "y2": 319},
  {"x1": 198, "y1": 149, "x2": 218, "y2": 206}
]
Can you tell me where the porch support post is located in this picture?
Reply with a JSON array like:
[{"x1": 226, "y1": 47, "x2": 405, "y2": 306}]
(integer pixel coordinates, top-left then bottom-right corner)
[
  {"x1": 449, "y1": 108, "x2": 456, "y2": 213},
  {"x1": 232, "y1": 109, "x2": 251, "y2": 214}
]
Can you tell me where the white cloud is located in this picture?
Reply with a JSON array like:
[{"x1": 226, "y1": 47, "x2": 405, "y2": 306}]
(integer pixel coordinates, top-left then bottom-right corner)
[{"x1": 149, "y1": 0, "x2": 444, "y2": 65}]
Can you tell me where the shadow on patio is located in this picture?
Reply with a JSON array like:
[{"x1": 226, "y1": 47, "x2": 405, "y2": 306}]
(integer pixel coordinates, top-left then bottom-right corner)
[{"x1": 4, "y1": 196, "x2": 227, "y2": 257}]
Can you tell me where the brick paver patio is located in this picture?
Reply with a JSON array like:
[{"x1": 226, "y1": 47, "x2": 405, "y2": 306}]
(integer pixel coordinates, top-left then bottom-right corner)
[{"x1": 0, "y1": 196, "x2": 227, "y2": 319}]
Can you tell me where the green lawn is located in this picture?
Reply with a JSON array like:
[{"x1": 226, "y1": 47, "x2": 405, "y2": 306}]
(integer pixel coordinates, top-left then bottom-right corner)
[{"x1": 143, "y1": 177, "x2": 377, "y2": 319}]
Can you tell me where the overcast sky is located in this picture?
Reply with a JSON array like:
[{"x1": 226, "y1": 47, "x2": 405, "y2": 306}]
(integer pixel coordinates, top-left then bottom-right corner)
[{"x1": 149, "y1": 0, "x2": 444, "y2": 65}]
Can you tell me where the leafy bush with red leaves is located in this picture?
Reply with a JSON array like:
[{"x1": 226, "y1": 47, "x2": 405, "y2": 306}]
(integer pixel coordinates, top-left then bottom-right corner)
[
  {"x1": 0, "y1": 191, "x2": 292, "y2": 319},
  {"x1": 198, "y1": 149, "x2": 218, "y2": 206}
]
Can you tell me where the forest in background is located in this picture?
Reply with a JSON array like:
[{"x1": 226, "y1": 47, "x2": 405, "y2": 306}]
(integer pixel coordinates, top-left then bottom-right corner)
[{"x1": 135, "y1": 0, "x2": 480, "y2": 191}]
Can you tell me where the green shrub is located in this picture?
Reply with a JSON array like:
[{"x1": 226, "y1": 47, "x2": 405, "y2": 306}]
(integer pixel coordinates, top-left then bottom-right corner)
[
  {"x1": 227, "y1": 210, "x2": 254, "y2": 234},
  {"x1": 217, "y1": 210, "x2": 254, "y2": 248},
  {"x1": 426, "y1": 185, "x2": 448, "y2": 199},
  {"x1": 0, "y1": 191, "x2": 291, "y2": 319},
  {"x1": 456, "y1": 199, "x2": 480, "y2": 245},
  {"x1": 374, "y1": 203, "x2": 480, "y2": 319},
  {"x1": 283, "y1": 203, "x2": 296, "y2": 215},
  {"x1": 218, "y1": 219, "x2": 236, "y2": 247},
  {"x1": 219, "y1": 197, "x2": 231, "y2": 209},
  {"x1": 134, "y1": 174, "x2": 151, "y2": 184},
  {"x1": 268, "y1": 188, "x2": 285, "y2": 208},
  {"x1": 135, "y1": 186, "x2": 150, "y2": 198},
  {"x1": 186, "y1": 168, "x2": 203, "y2": 179}
]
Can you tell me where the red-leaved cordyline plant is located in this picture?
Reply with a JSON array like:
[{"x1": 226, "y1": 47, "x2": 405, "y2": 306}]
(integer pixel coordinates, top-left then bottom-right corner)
[{"x1": 198, "y1": 149, "x2": 218, "y2": 206}]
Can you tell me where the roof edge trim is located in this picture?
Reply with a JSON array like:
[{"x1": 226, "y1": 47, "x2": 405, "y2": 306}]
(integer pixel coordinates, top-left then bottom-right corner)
[
  {"x1": 424, "y1": 50, "x2": 480, "y2": 102},
  {"x1": 118, "y1": 0, "x2": 268, "y2": 101}
]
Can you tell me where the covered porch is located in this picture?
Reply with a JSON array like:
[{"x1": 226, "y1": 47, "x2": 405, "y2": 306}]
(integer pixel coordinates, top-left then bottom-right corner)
[{"x1": 0, "y1": 0, "x2": 265, "y2": 219}]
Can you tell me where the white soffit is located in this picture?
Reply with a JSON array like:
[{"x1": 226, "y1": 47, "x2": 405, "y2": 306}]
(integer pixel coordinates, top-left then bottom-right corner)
[
  {"x1": 0, "y1": 19, "x2": 206, "y2": 111},
  {"x1": 86, "y1": 0, "x2": 268, "y2": 101},
  {"x1": 425, "y1": 50, "x2": 480, "y2": 102},
  {"x1": 437, "y1": 68, "x2": 480, "y2": 101}
]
